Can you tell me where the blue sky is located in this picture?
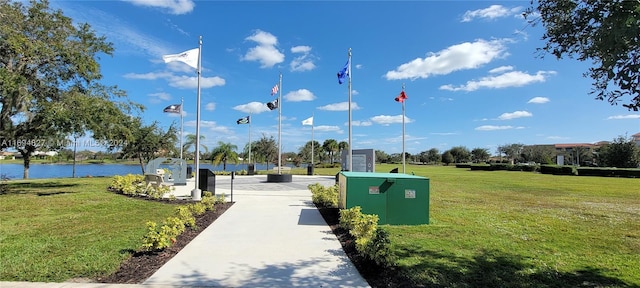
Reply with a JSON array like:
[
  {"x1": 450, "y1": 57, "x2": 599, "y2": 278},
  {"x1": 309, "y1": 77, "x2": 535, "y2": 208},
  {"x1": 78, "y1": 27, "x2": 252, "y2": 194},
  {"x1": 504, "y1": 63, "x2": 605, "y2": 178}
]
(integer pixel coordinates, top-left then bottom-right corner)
[{"x1": 50, "y1": 0, "x2": 639, "y2": 155}]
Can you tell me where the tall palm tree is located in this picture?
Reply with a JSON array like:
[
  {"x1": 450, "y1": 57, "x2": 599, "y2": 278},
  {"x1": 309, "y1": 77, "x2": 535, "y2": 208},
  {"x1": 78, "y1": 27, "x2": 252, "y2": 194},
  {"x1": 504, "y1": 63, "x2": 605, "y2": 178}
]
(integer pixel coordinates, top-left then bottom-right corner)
[
  {"x1": 182, "y1": 134, "x2": 207, "y2": 161},
  {"x1": 323, "y1": 139, "x2": 339, "y2": 163},
  {"x1": 210, "y1": 141, "x2": 239, "y2": 171},
  {"x1": 338, "y1": 141, "x2": 349, "y2": 163}
]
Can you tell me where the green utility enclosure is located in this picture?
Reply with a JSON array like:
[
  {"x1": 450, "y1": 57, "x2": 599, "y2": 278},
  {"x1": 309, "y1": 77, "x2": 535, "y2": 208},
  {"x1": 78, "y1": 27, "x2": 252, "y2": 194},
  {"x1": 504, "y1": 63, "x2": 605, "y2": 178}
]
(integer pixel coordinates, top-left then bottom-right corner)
[{"x1": 338, "y1": 171, "x2": 430, "y2": 225}]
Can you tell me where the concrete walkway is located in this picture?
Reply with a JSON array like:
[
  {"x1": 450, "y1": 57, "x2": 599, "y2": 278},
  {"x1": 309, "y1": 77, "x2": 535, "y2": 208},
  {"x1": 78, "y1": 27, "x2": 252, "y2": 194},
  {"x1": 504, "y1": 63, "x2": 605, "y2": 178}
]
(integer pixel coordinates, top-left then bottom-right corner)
[{"x1": 2, "y1": 175, "x2": 370, "y2": 288}]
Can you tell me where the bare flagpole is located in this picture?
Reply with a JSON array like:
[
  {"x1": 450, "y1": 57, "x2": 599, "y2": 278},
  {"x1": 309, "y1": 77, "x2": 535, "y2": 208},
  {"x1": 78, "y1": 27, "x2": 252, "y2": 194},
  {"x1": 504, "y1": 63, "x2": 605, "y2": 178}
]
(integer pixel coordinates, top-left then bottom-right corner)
[
  {"x1": 347, "y1": 48, "x2": 353, "y2": 171},
  {"x1": 191, "y1": 36, "x2": 202, "y2": 201},
  {"x1": 248, "y1": 112, "x2": 252, "y2": 164},
  {"x1": 311, "y1": 113, "x2": 314, "y2": 170},
  {"x1": 402, "y1": 83, "x2": 406, "y2": 174},
  {"x1": 277, "y1": 72, "x2": 282, "y2": 174},
  {"x1": 180, "y1": 96, "x2": 184, "y2": 160}
]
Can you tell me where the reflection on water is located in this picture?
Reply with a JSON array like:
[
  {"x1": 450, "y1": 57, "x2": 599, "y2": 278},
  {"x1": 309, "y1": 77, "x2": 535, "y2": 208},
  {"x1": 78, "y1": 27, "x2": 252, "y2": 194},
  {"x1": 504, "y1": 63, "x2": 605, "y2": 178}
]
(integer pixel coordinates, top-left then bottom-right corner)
[{"x1": 0, "y1": 163, "x2": 275, "y2": 179}]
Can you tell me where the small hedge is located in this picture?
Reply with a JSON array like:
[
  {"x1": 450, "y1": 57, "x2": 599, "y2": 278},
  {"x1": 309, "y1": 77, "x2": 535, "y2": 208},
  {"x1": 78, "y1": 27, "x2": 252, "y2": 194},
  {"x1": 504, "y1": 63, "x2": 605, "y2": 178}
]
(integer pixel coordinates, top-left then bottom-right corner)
[
  {"x1": 339, "y1": 206, "x2": 395, "y2": 267},
  {"x1": 576, "y1": 167, "x2": 640, "y2": 178},
  {"x1": 455, "y1": 163, "x2": 472, "y2": 169},
  {"x1": 308, "y1": 183, "x2": 339, "y2": 208},
  {"x1": 540, "y1": 165, "x2": 577, "y2": 175}
]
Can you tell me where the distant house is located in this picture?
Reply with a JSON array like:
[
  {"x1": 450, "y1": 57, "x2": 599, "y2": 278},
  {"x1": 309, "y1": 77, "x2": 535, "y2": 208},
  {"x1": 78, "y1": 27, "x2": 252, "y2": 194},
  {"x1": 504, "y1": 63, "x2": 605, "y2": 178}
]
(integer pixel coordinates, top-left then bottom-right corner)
[
  {"x1": 0, "y1": 151, "x2": 15, "y2": 160},
  {"x1": 633, "y1": 132, "x2": 640, "y2": 147}
]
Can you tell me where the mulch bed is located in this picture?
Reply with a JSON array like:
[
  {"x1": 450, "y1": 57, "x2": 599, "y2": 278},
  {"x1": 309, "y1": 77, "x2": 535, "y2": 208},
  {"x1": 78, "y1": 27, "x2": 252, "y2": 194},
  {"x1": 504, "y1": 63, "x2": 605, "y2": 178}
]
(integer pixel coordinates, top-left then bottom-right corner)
[{"x1": 98, "y1": 199, "x2": 412, "y2": 287}]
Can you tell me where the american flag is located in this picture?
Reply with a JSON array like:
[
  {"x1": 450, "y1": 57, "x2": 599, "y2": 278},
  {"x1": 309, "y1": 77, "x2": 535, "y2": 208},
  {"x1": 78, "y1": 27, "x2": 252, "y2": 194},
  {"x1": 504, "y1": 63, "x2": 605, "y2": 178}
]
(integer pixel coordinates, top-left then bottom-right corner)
[{"x1": 271, "y1": 84, "x2": 279, "y2": 96}]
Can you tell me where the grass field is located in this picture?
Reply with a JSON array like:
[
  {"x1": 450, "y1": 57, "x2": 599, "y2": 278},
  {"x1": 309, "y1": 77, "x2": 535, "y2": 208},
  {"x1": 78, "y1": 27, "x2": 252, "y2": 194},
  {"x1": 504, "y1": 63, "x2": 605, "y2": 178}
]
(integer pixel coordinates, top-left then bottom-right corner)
[{"x1": 1, "y1": 164, "x2": 638, "y2": 286}]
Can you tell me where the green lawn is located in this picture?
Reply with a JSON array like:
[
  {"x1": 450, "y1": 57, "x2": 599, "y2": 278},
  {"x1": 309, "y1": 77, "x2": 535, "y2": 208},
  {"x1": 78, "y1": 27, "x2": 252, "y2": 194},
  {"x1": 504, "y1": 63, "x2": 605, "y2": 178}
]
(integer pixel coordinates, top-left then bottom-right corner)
[
  {"x1": 1, "y1": 165, "x2": 638, "y2": 287},
  {"x1": 0, "y1": 177, "x2": 176, "y2": 282},
  {"x1": 378, "y1": 164, "x2": 640, "y2": 287}
]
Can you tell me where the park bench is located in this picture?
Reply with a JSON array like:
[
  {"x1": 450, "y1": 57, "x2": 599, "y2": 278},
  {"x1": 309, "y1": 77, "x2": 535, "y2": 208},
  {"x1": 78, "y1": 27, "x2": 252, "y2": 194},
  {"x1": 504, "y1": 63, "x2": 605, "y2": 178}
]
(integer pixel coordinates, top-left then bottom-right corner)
[{"x1": 144, "y1": 170, "x2": 169, "y2": 192}]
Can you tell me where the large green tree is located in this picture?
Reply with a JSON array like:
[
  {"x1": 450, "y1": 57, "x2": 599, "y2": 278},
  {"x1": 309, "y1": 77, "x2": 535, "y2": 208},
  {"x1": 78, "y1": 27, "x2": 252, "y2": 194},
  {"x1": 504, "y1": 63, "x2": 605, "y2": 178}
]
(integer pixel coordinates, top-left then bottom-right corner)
[
  {"x1": 120, "y1": 119, "x2": 178, "y2": 174},
  {"x1": 471, "y1": 147, "x2": 490, "y2": 163},
  {"x1": 298, "y1": 140, "x2": 322, "y2": 165},
  {"x1": 0, "y1": 0, "x2": 139, "y2": 178},
  {"x1": 210, "y1": 141, "x2": 239, "y2": 171},
  {"x1": 322, "y1": 139, "x2": 339, "y2": 163},
  {"x1": 598, "y1": 135, "x2": 640, "y2": 168},
  {"x1": 252, "y1": 134, "x2": 278, "y2": 169},
  {"x1": 527, "y1": 0, "x2": 640, "y2": 110}
]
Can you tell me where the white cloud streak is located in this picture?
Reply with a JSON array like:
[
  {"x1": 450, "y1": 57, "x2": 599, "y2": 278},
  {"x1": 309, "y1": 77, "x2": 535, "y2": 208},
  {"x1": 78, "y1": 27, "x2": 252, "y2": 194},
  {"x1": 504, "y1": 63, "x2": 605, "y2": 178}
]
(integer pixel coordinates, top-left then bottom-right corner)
[
  {"x1": 385, "y1": 39, "x2": 509, "y2": 80},
  {"x1": 498, "y1": 111, "x2": 532, "y2": 120},
  {"x1": 607, "y1": 115, "x2": 640, "y2": 120},
  {"x1": 461, "y1": 5, "x2": 522, "y2": 22},
  {"x1": 233, "y1": 102, "x2": 271, "y2": 114},
  {"x1": 475, "y1": 125, "x2": 524, "y2": 131},
  {"x1": 318, "y1": 102, "x2": 361, "y2": 111},
  {"x1": 124, "y1": 0, "x2": 195, "y2": 14},
  {"x1": 528, "y1": 97, "x2": 550, "y2": 104},
  {"x1": 440, "y1": 70, "x2": 555, "y2": 91},
  {"x1": 370, "y1": 115, "x2": 413, "y2": 126}
]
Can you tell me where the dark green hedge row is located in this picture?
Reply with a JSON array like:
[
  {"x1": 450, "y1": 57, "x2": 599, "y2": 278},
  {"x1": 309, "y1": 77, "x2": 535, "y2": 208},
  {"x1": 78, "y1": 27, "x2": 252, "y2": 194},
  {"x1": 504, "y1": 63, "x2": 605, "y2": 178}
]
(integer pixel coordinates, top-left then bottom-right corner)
[
  {"x1": 576, "y1": 167, "x2": 640, "y2": 178},
  {"x1": 455, "y1": 163, "x2": 472, "y2": 168},
  {"x1": 470, "y1": 163, "x2": 538, "y2": 172}
]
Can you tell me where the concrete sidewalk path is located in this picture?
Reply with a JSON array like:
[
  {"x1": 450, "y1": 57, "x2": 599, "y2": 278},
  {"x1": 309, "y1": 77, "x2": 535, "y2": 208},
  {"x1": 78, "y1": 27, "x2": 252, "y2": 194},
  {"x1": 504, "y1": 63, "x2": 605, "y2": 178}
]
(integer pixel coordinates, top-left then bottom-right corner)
[{"x1": 142, "y1": 175, "x2": 370, "y2": 288}]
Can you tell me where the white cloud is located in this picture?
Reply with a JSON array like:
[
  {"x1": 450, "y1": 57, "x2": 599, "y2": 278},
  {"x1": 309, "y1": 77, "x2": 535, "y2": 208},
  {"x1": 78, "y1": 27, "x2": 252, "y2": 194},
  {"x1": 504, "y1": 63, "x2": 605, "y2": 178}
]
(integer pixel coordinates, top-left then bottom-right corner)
[
  {"x1": 352, "y1": 89, "x2": 359, "y2": 95},
  {"x1": 284, "y1": 89, "x2": 316, "y2": 102},
  {"x1": 461, "y1": 5, "x2": 522, "y2": 22},
  {"x1": 233, "y1": 101, "x2": 271, "y2": 114},
  {"x1": 440, "y1": 70, "x2": 555, "y2": 91},
  {"x1": 431, "y1": 132, "x2": 457, "y2": 136},
  {"x1": 528, "y1": 97, "x2": 550, "y2": 104},
  {"x1": 243, "y1": 30, "x2": 284, "y2": 68},
  {"x1": 124, "y1": 0, "x2": 194, "y2": 14},
  {"x1": 385, "y1": 39, "x2": 509, "y2": 80},
  {"x1": 318, "y1": 102, "x2": 361, "y2": 111},
  {"x1": 148, "y1": 92, "x2": 171, "y2": 103},
  {"x1": 124, "y1": 72, "x2": 225, "y2": 89},
  {"x1": 475, "y1": 125, "x2": 524, "y2": 131},
  {"x1": 547, "y1": 136, "x2": 570, "y2": 140},
  {"x1": 184, "y1": 120, "x2": 232, "y2": 134},
  {"x1": 352, "y1": 120, "x2": 373, "y2": 127},
  {"x1": 498, "y1": 110, "x2": 532, "y2": 120},
  {"x1": 315, "y1": 125, "x2": 343, "y2": 133},
  {"x1": 355, "y1": 64, "x2": 363, "y2": 69},
  {"x1": 290, "y1": 45, "x2": 316, "y2": 72},
  {"x1": 607, "y1": 115, "x2": 640, "y2": 120},
  {"x1": 370, "y1": 115, "x2": 413, "y2": 126},
  {"x1": 489, "y1": 66, "x2": 514, "y2": 74},
  {"x1": 205, "y1": 102, "x2": 216, "y2": 111}
]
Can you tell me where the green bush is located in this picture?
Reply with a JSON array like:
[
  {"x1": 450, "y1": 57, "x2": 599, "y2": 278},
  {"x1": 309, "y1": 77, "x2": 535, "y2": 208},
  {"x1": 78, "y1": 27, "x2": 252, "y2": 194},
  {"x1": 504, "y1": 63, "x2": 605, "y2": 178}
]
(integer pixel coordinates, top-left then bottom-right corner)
[
  {"x1": 577, "y1": 167, "x2": 640, "y2": 178},
  {"x1": 470, "y1": 164, "x2": 491, "y2": 171},
  {"x1": 108, "y1": 174, "x2": 145, "y2": 195},
  {"x1": 363, "y1": 228, "x2": 395, "y2": 267},
  {"x1": 308, "y1": 183, "x2": 338, "y2": 208},
  {"x1": 540, "y1": 165, "x2": 577, "y2": 175},
  {"x1": 455, "y1": 163, "x2": 471, "y2": 169},
  {"x1": 174, "y1": 206, "x2": 196, "y2": 228},
  {"x1": 339, "y1": 206, "x2": 394, "y2": 267},
  {"x1": 141, "y1": 216, "x2": 185, "y2": 252}
]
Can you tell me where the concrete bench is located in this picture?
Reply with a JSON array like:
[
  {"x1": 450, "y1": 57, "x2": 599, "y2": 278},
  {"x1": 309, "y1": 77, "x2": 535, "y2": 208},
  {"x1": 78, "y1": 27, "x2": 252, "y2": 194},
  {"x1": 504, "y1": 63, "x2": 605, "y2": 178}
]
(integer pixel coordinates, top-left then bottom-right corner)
[{"x1": 144, "y1": 173, "x2": 169, "y2": 191}]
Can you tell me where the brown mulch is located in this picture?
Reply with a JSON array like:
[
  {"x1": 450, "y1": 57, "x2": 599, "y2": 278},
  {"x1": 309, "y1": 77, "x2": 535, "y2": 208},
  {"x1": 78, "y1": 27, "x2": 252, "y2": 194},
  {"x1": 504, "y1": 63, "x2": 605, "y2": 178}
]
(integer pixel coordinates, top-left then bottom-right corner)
[
  {"x1": 97, "y1": 201, "x2": 234, "y2": 284},
  {"x1": 98, "y1": 200, "x2": 411, "y2": 287}
]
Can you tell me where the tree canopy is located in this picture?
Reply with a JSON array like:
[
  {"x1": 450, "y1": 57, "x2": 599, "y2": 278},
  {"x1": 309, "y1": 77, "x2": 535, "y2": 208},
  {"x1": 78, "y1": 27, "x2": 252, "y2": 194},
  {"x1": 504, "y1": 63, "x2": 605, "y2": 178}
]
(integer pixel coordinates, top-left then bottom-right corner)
[
  {"x1": 527, "y1": 0, "x2": 640, "y2": 110},
  {"x1": 0, "y1": 0, "x2": 141, "y2": 178}
]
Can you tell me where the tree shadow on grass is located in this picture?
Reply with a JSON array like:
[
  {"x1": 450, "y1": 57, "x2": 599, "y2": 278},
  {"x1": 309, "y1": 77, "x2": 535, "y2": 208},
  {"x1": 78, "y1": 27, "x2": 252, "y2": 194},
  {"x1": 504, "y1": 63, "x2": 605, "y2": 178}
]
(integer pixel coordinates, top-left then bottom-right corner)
[
  {"x1": 0, "y1": 182, "x2": 78, "y2": 195},
  {"x1": 394, "y1": 246, "x2": 638, "y2": 288}
]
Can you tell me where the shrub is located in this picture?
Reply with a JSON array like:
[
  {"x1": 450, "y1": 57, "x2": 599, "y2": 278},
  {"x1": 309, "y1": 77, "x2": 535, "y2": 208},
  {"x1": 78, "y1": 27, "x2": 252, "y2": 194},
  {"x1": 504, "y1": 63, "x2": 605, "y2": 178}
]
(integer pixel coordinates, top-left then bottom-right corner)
[
  {"x1": 309, "y1": 183, "x2": 338, "y2": 208},
  {"x1": 108, "y1": 174, "x2": 145, "y2": 195},
  {"x1": 455, "y1": 163, "x2": 471, "y2": 169},
  {"x1": 174, "y1": 206, "x2": 196, "y2": 228},
  {"x1": 187, "y1": 202, "x2": 207, "y2": 216},
  {"x1": 540, "y1": 165, "x2": 577, "y2": 175},
  {"x1": 339, "y1": 206, "x2": 395, "y2": 267},
  {"x1": 363, "y1": 228, "x2": 395, "y2": 267}
]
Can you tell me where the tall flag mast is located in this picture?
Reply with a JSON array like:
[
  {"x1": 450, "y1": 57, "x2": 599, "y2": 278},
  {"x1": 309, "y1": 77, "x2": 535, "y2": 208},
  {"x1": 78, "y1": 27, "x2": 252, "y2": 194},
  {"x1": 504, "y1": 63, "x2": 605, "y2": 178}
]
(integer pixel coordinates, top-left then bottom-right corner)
[
  {"x1": 395, "y1": 84, "x2": 408, "y2": 173},
  {"x1": 277, "y1": 72, "x2": 283, "y2": 174},
  {"x1": 337, "y1": 48, "x2": 352, "y2": 171},
  {"x1": 302, "y1": 115, "x2": 314, "y2": 170},
  {"x1": 193, "y1": 36, "x2": 203, "y2": 200},
  {"x1": 161, "y1": 36, "x2": 202, "y2": 200}
]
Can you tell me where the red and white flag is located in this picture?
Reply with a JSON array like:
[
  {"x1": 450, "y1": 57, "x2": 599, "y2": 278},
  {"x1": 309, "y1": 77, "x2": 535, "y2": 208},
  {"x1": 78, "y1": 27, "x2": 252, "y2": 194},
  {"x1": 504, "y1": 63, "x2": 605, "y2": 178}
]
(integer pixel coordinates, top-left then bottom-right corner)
[
  {"x1": 271, "y1": 84, "x2": 279, "y2": 96},
  {"x1": 395, "y1": 91, "x2": 407, "y2": 103}
]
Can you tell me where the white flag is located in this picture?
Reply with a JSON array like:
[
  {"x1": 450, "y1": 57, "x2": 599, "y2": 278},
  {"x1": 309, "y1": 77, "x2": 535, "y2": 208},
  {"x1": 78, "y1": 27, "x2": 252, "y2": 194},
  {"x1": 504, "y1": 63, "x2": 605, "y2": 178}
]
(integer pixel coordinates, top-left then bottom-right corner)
[
  {"x1": 302, "y1": 116, "x2": 313, "y2": 126},
  {"x1": 162, "y1": 48, "x2": 199, "y2": 69}
]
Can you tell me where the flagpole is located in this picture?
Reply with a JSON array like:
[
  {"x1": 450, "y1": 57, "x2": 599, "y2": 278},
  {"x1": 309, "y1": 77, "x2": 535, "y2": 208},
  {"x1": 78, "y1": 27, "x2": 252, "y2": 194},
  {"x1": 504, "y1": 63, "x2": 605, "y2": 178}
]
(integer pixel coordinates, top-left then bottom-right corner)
[
  {"x1": 277, "y1": 72, "x2": 282, "y2": 174},
  {"x1": 402, "y1": 83, "x2": 406, "y2": 174},
  {"x1": 180, "y1": 96, "x2": 184, "y2": 160},
  {"x1": 192, "y1": 36, "x2": 202, "y2": 201},
  {"x1": 311, "y1": 113, "x2": 314, "y2": 172},
  {"x1": 248, "y1": 113, "x2": 252, "y2": 164},
  {"x1": 347, "y1": 48, "x2": 353, "y2": 172}
]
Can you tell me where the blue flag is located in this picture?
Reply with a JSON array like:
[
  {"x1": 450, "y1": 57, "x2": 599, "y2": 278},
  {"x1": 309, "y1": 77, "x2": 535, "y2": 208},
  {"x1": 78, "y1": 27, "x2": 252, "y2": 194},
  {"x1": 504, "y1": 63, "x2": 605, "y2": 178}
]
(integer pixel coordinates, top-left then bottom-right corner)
[{"x1": 337, "y1": 58, "x2": 350, "y2": 84}]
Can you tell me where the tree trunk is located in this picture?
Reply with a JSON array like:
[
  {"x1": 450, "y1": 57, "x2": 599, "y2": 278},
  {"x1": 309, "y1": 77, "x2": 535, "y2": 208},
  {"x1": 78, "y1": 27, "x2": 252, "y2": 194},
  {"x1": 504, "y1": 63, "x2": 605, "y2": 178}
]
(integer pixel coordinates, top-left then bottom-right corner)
[
  {"x1": 138, "y1": 153, "x2": 145, "y2": 174},
  {"x1": 19, "y1": 146, "x2": 35, "y2": 179}
]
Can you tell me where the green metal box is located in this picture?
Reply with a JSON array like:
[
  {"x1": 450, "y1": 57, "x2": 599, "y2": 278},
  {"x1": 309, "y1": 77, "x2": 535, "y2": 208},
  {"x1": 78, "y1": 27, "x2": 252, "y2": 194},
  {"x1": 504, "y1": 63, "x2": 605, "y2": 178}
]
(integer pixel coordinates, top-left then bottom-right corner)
[{"x1": 338, "y1": 171, "x2": 430, "y2": 225}]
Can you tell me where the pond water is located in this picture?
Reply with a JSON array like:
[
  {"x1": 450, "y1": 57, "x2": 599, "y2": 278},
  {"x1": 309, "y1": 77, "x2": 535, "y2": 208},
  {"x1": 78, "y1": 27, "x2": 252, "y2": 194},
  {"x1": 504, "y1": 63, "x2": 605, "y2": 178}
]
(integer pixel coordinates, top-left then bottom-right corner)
[{"x1": 0, "y1": 163, "x2": 278, "y2": 180}]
